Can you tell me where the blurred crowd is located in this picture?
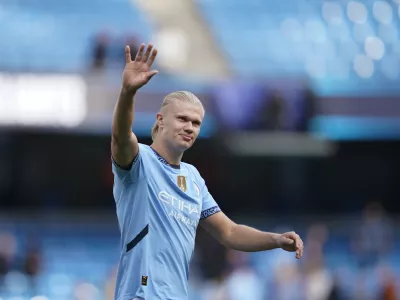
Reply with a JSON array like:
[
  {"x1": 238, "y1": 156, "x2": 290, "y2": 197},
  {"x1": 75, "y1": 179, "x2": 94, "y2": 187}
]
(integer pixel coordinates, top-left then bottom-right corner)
[
  {"x1": 114, "y1": 201, "x2": 396, "y2": 300},
  {"x1": 1, "y1": 202, "x2": 397, "y2": 300},
  {"x1": 187, "y1": 201, "x2": 398, "y2": 300},
  {"x1": 89, "y1": 31, "x2": 139, "y2": 71},
  {"x1": 0, "y1": 233, "x2": 42, "y2": 295}
]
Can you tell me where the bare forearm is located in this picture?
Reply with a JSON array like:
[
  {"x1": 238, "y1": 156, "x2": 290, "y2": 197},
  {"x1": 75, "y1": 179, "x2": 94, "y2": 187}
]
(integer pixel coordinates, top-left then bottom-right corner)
[
  {"x1": 224, "y1": 224, "x2": 280, "y2": 252},
  {"x1": 111, "y1": 88, "x2": 136, "y2": 141}
]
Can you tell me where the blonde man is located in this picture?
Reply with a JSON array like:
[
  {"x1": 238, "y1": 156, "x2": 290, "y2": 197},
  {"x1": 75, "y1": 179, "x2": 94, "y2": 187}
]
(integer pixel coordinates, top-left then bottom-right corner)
[{"x1": 111, "y1": 44, "x2": 304, "y2": 300}]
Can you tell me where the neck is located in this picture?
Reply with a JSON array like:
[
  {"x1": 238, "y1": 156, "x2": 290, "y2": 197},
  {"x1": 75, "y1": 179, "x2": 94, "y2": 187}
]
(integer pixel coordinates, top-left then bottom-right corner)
[{"x1": 151, "y1": 139, "x2": 183, "y2": 166}]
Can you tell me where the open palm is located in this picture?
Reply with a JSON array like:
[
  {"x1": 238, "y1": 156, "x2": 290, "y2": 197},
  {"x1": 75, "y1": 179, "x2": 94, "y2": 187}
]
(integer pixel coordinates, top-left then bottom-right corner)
[{"x1": 122, "y1": 43, "x2": 158, "y2": 92}]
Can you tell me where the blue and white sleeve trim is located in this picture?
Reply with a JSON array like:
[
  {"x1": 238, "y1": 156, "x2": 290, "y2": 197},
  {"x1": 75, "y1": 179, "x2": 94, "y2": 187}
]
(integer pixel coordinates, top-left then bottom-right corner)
[
  {"x1": 111, "y1": 152, "x2": 139, "y2": 171},
  {"x1": 200, "y1": 206, "x2": 221, "y2": 220}
]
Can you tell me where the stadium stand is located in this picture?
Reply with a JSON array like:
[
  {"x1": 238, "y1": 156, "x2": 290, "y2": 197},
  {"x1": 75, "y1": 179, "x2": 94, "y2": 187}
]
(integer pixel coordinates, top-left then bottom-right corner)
[
  {"x1": 3, "y1": 0, "x2": 400, "y2": 94},
  {"x1": 195, "y1": 0, "x2": 400, "y2": 94},
  {"x1": 0, "y1": 0, "x2": 152, "y2": 72}
]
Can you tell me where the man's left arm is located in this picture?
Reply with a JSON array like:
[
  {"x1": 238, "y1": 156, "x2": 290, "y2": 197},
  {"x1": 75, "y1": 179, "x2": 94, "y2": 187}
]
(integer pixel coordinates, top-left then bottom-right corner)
[{"x1": 200, "y1": 212, "x2": 304, "y2": 259}]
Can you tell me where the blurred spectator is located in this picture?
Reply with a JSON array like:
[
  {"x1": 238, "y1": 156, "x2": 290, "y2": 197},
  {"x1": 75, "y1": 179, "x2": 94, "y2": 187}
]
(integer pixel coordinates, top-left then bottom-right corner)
[
  {"x1": 195, "y1": 228, "x2": 227, "y2": 281},
  {"x1": 124, "y1": 35, "x2": 139, "y2": 62},
  {"x1": 201, "y1": 275, "x2": 229, "y2": 300},
  {"x1": 104, "y1": 265, "x2": 118, "y2": 300},
  {"x1": 377, "y1": 266, "x2": 398, "y2": 300},
  {"x1": 297, "y1": 84, "x2": 318, "y2": 132},
  {"x1": 302, "y1": 224, "x2": 336, "y2": 300},
  {"x1": 91, "y1": 32, "x2": 110, "y2": 70},
  {"x1": 353, "y1": 273, "x2": 371, "y2": 300},
  {"x1": 352, "y1": 202, "x2": 393, "y2": 270},
  {"x1": 91, "y1": 32, "x2": 140, "y2": 71},
  {"x1": 326, "y1": 276, "x2": 342, "y2": 300},
  {"x1": 74, "y1": 281, "x2": 100, "y2": 300},
  {"x1": 192, "y1": 228, "x2": 229, "y2": 299},
  {"x1": 0, "y1": 255, "x2": 6, "y2": 288},
  {"x1": 260, "y1": 90, "x2": 287, "y2": 131},
  {"x1": 0, "y1": 231, "x2": 17, "y2": 288},
  {"x1": 22, "y1": 240, "x2": 42, "y2": 293},
  {"x1": 273, "y1": 260, "x2": 303, "y2": 300},
  {"x1": 224, "y1": 250, "x2": 263, "y2": 300}
]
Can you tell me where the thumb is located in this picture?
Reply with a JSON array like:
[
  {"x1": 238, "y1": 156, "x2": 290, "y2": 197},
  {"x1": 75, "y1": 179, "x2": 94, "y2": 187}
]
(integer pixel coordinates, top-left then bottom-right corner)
[
  {"x1": 145, "y1": 70, "x2": 158, "y2": 80},
  {"x1": 282, "y1": 237, "x2": 294, "y2": 245}
]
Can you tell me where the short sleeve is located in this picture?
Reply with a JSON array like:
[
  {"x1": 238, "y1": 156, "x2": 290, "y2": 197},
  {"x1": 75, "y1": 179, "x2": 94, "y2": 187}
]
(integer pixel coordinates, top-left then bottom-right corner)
[
  {"x1": 111, "y1": 150, "x2": 143, "y2": 183},
  {"x1": 200, "y1": 182, "x2": 221, "y2": 220}
]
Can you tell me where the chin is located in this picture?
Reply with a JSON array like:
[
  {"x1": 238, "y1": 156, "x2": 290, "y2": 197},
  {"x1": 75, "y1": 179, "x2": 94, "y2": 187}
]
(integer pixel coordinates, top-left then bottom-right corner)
[
  {"x1": 176, "y1": 140, "x2": 194, "y2": 151},
  {"x1": 179, "y1": 142, "x2": 193, "y2": 151}
]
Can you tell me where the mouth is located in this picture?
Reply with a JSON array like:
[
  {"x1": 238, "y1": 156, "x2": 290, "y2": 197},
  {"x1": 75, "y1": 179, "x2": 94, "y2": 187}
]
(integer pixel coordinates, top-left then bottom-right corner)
[{"x1": 181, "y1": 134, "x2": 193, "y2": 142}]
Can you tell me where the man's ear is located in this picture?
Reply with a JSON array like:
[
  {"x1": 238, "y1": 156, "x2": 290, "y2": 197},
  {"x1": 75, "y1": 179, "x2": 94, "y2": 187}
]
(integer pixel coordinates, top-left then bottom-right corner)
[{"x1": 156, "y1": 113, "x2": 164, "y2": 128}]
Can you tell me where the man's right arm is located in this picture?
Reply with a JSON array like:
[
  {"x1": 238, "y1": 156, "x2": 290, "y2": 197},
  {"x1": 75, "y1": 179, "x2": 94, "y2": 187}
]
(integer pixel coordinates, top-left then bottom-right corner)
[
  {"x1": 110, "y1": 43, "x2": 158, "y2": 169},
  {"x1": 111, "y1": 88, "x2": 139, "y2": 169}
]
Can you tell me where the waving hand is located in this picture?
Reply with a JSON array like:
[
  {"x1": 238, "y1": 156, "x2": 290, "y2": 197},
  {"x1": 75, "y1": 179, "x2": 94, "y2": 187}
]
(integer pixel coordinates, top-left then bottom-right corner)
[{"x1": 122, "y1": 43, "x2": 158, "y2": 92}]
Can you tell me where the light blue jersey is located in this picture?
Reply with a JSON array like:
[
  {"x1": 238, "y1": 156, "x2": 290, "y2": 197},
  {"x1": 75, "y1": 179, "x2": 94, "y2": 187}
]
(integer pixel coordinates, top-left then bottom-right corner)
[{"x1": 112, "y1": 143, "x2": 221, "y2": 300}]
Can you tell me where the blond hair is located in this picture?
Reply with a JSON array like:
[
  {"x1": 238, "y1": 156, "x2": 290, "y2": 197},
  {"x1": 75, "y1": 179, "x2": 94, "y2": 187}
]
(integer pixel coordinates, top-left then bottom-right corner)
[{"x1": 151, "y1": 91, "x2": 204, "y2": 141}]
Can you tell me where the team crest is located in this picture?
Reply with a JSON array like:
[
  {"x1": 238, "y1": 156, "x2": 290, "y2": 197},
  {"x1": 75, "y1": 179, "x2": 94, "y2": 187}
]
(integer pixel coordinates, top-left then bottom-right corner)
[{"x1": 177, "y1": 176, "x2": 187, "y2": 192}]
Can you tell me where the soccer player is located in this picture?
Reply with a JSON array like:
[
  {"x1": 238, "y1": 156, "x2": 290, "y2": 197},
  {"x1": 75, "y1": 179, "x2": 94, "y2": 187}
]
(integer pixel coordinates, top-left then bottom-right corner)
[{"x1": 111, "y1": 43, "x2": 304, "y2": 300}]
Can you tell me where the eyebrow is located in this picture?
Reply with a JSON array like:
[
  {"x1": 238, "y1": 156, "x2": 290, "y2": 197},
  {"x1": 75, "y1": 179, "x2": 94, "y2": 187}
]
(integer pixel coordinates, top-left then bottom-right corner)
[{"x1": 176, "y1": 114, "x2": 202, "y2": 124}]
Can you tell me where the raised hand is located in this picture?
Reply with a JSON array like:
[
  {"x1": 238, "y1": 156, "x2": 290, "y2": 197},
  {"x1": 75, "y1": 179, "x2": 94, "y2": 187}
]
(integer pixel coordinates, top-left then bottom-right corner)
[
  {"x1": 278, "y1": 231, "x2": 304, "y2": 259},
  {"x1": 122, "y1": 43, "x2": 158, "y2": 92}
]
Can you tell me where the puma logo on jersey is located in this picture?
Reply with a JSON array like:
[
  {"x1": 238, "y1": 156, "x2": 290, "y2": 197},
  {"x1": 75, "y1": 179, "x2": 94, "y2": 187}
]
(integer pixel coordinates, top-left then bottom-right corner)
[
  {"x1": 192, "y1": 181, "x2": 200, "y2": 197},
  {"x1": 141, "y1": 275, "x2": 148, "y2": 286}
]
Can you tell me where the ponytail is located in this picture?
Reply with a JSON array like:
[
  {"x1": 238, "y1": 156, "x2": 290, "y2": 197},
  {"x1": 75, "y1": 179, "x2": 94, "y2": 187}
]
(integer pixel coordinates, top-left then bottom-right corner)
[{"x1": 151, "y1": 122, "x2": 159, "y2": 141}]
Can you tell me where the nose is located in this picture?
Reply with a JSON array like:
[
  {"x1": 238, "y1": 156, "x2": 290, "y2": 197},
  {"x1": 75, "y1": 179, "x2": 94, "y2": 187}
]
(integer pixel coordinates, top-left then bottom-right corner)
[{"x1": 184, "y1": 122, "x2": 194, "y2": 133}]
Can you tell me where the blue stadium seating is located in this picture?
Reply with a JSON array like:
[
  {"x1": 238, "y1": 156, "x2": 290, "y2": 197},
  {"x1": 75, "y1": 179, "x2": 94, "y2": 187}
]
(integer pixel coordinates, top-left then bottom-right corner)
[
  {"x1": 3, "y1": 0, "x2": 400, "y2": 95},
  {"x1": 196, "y1": 0, "x2": 400, "y2": 95},
  {"x1": 0, "y1": 0, "x2": 152, "y2": 72}
]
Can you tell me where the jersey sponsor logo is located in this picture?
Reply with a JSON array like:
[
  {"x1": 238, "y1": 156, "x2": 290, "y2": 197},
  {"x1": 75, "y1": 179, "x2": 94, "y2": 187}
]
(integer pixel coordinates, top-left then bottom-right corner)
[
  {"x1": 158, "y1": 191, "x2": 200, "y2": 216},
  {"x1": 168, "y1": 210, "x2": 198, "y2": 228},
  {"x1": 177, "y1": 175, "x2": 187, "y2": 192},
  {"x1": 158, "y1": 191, "x2": 200, "y2": 228}
]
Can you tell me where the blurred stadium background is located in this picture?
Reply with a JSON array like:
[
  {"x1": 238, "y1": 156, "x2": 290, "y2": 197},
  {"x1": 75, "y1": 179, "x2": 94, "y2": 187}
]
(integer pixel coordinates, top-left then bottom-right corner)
[{"x1": 0, "y1": 0, "x2": 400, "y2": 299}]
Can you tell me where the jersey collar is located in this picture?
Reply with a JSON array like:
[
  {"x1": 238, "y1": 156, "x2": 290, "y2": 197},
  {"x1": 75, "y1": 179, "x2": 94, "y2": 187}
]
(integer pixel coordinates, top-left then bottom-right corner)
[{"x1": 150, "y1": 147, "x2": 181, "y2": 169}]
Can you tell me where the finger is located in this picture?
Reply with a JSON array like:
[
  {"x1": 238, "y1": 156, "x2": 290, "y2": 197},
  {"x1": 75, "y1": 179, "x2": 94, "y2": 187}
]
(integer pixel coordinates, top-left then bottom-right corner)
[
  {"x1": 297, "y1": 246, "x2": 303, "y2": 258},
  {"x1": 295, "y1": 235, "x2": 301, "y2": 249},
  {"x1": 145, "y1": 70, "x2": 159, "y2": 80},
  {"x1": 142, "y1": 44, "x2": 153, "y2": 63},
  {"x1": 298, "y1": 238, "x2": 303, "y2": 250},
  {"x1": 283, "y1": 237, "x2": 294, "y2": 245},
  {"x1": 284, "y1": 231, "x2": 296, "y2": 240},
  {"x1": 125, "y1": 46, "x2": 132, "y2": 63},
  {"x1": 297, "y1": 241, "x2": 304, "y2": 258},
  {"x1": 147, "y1": 48, "x2": 158, "y2": 68},
  {"x1": 135, "y1": 43, "x2": 145, "y2": 62}
]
